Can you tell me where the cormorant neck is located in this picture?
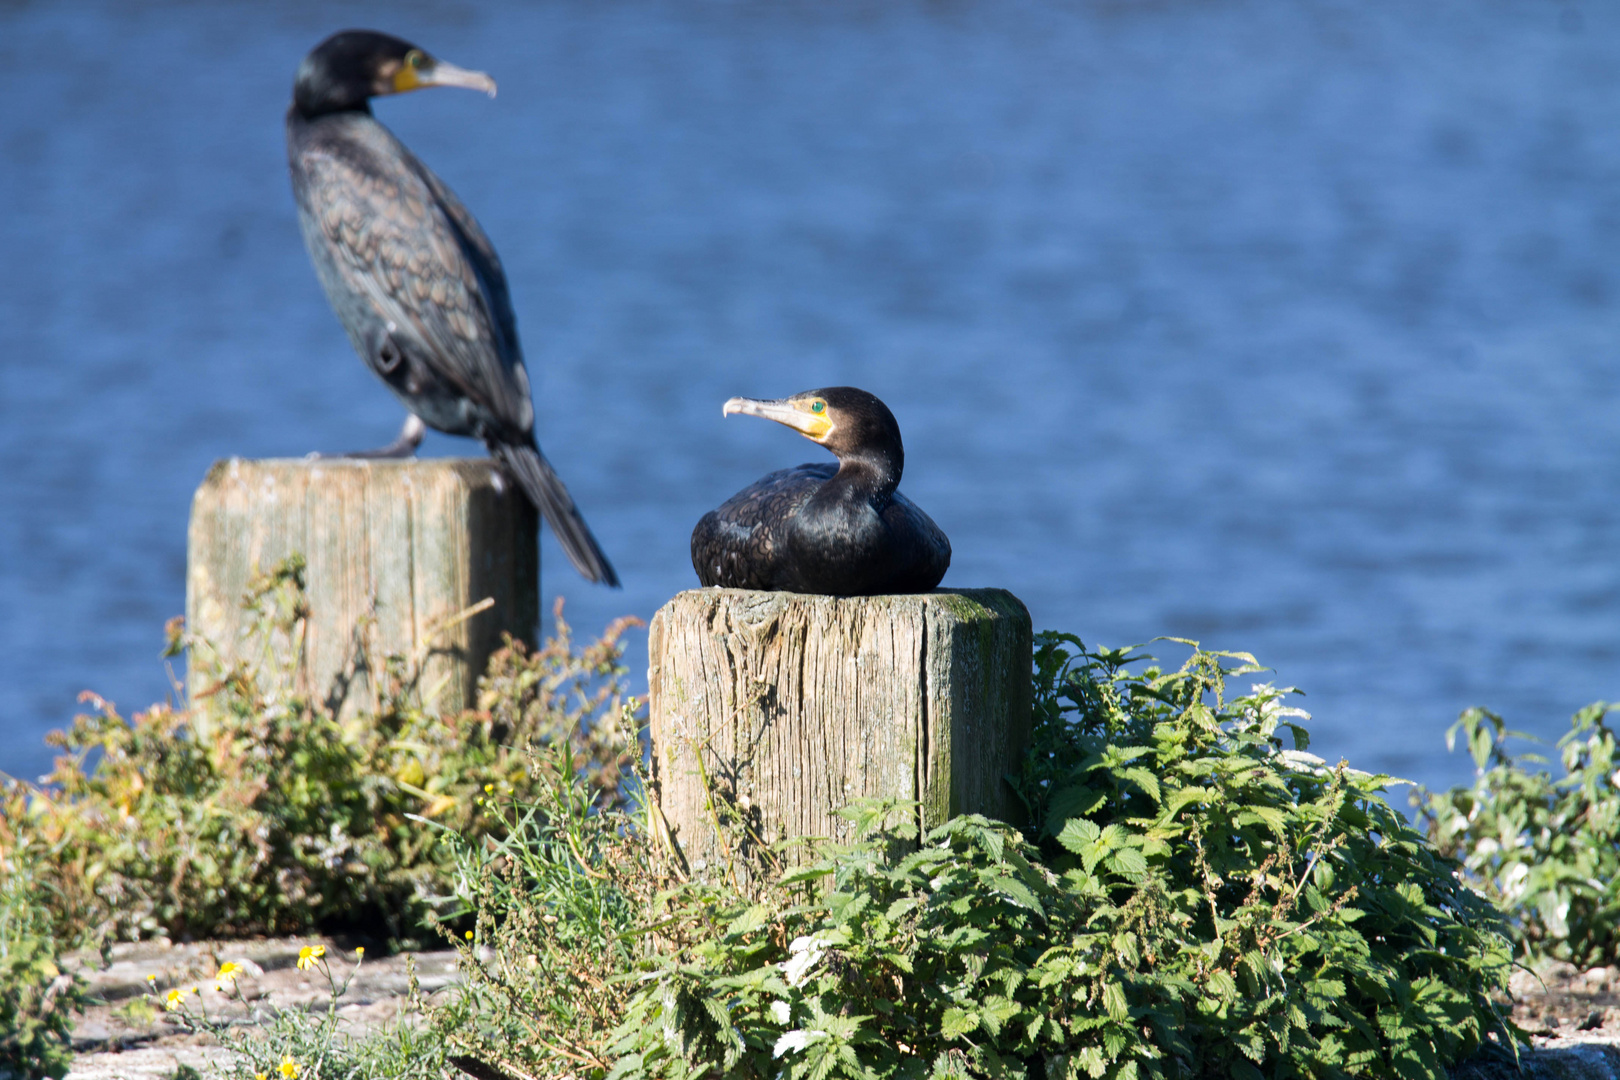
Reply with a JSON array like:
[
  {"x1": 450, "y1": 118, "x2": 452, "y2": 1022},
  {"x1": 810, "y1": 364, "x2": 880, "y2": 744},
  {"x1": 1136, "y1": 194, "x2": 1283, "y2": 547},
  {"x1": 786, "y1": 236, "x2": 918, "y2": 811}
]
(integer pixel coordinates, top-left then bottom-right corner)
[
  {"x1": 293, "y1": 72, "x2": 376, "y2": 120},
  {"x1": 830, "y1": 445, "x2": 902, "y2": 503}
]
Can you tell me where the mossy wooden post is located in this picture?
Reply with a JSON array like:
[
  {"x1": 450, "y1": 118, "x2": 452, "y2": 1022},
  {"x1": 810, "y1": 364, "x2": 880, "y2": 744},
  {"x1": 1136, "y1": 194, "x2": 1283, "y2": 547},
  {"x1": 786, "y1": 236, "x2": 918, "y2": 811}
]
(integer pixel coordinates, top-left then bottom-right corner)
[
  {"x1": 648, "y1": 588, "x2": 1032, "y2": 879},
  {"x1": 186, "y1": 458, "x2": 538, "y2": 724}
]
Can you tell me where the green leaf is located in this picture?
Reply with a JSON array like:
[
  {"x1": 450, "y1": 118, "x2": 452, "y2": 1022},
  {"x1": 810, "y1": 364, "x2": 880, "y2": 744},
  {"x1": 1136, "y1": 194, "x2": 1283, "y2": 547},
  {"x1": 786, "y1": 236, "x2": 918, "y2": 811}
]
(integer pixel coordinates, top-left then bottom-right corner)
[
  {"x1": 941, "y1": 1008, "x2": 979, "y2": 1040},
  {"x1": 1047, "y1": 785, "x2": 1106, "y2": 829},
  {"x1": 1236, "y1": 805, "x2": 1288, "y2": 835},
  {"x1": 726, "y1": 904, "x2": 774, "y2": 937},
  {"x1": 989, "y1": 874, "x2": 1045, "y2": 915},
  {"x1": 1120, "y1": 767, "x2": 1161, "y2": 803},
  {"x1": 1055, "y1": 817, "x2": 1101, "y2": 855},
  {"x1": 1106, "y1": 849, "x2": 1148, "y2": 877},
  {"x1": 1101, "y1": 981, "x2": 1129, "y2": 1021}
]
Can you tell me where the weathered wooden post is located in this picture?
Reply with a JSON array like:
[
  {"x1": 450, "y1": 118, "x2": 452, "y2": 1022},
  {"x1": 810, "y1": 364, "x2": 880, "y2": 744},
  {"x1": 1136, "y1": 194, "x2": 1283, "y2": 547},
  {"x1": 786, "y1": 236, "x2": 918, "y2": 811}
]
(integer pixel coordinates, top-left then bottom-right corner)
[
  {"x1": 186, "y1": 458, "x2": 538, "y2": 719},
  {"x1": 648, "y1": 588, "x2": 1032, "y2": 878}
]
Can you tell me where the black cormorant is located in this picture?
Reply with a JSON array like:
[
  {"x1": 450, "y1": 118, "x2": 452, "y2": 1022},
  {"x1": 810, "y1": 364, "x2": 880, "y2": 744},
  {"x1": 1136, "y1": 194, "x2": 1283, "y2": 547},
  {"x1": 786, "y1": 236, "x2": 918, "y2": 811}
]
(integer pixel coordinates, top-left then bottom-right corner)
[
  {"x1": 691, "y1": 387, "x2": 950, "y2": 595},
  {"x1": 288, "y1": 29, "x2": 618, "y2": 586}
]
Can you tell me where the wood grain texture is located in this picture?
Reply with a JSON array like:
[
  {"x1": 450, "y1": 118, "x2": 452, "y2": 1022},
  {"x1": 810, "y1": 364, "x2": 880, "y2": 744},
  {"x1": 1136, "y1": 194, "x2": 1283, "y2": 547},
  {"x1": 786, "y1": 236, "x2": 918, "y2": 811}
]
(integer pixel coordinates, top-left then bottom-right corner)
[
  {"x1": 648, "y1": 588, "x2": 1031, "y2": 879},
  {"x1": 186, "y1": 457, "x2": 537, "y2": 718}
]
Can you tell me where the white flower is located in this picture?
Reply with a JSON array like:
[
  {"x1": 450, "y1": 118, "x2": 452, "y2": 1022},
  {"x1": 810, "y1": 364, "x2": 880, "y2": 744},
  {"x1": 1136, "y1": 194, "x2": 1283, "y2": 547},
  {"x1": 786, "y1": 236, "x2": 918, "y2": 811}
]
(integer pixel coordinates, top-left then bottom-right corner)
[
  {"x1": 1500, "y1": 860, "x2": 1529, "y2": 903},
  {"x1": 780, "y1": 934, "x2": 825, "y2": 988},
  {"x1": 769, "y1": 1000, "x2": 791, "y2": 1025},
  {"x1": 773, "y1": 1029, "x2": 827, "y2": 1059}
]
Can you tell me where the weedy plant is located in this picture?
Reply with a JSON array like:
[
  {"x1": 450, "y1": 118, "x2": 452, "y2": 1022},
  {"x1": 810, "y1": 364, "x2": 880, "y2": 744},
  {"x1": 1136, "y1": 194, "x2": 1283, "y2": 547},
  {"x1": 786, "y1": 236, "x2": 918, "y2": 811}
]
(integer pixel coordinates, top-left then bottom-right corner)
[
  {"x1": 428, "y1": 735, "x2": 663, "y2": 1079},
  {"x1": 0, "y1": 556, "x2": 640, "y2": 948},
  {"x1": 443, "y1": 634, "x2": 1517, "y2": 1080},
  {"x1": 0, "y1": 860, "x2": 82, "y2": 1080},
  {"x1": 153, "y1": 945, "x2": 447, "y2": 1080},
  {"x1": 1412, "y1": 702, "x2": 1620, "y2": 968}
]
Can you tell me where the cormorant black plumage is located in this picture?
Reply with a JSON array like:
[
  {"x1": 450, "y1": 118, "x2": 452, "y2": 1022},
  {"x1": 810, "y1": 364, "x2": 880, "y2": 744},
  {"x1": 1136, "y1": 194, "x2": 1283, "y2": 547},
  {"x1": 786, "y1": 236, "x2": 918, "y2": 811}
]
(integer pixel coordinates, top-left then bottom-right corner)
[
  {"x1": 287, "y1": 29, "x2": 618, "y2": 586},
  {"x1": 691, "y1": 387, "x2": 950, "y2": 595}
]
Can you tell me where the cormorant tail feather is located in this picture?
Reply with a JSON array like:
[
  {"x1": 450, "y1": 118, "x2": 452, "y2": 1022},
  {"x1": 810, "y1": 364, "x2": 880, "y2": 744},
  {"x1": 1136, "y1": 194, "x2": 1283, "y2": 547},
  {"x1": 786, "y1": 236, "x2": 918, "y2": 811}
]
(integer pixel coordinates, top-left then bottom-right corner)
[{"x1": 490, "y1": 440, "x2": 619, "y2": 588}]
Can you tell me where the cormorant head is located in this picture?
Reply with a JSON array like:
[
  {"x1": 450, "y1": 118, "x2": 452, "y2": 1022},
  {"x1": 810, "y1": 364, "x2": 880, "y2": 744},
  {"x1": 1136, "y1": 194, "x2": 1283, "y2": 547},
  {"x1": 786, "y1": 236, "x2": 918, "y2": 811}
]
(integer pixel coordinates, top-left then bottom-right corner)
[
  {"x1": 723, "y1": 386, "x2": 904, "y2": 476},
  {"x1": 293, "y1": 30, "x2": 497, "y2": 118}
]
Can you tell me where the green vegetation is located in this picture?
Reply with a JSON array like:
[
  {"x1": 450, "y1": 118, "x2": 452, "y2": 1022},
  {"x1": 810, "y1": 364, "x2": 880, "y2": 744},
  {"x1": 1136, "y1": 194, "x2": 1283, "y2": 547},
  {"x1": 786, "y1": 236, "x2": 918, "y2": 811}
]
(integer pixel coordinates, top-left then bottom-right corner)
[
  {"x1": 1412, "y1": 702, "x2": 1620, "y2": 968},
  {"x1": 0, "y1": 860, "x2": 82, "y2": 1080},
  {"x1": 15, "y1": 560, "x2": 1620, "y2": 1080},
  {"x1": 0, "y1": 556, "x2": 639, "y2": 949},
  {"x1": 428, "y1": 738, "x2": 659, "y2": 1076},
  {"x1": 439, "y1": 635, "x2": 1516, "y2": 1080}
]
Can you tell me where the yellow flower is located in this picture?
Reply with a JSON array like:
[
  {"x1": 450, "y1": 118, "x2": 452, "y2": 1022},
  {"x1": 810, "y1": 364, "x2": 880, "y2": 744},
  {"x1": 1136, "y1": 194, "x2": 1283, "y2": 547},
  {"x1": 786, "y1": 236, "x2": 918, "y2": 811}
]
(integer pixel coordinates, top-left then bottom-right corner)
[
  {"x1": 484, "y1": 783, "x2": 494, "y2": 794},
  {"x1": 256, "y1": 1074, "x2": 268, "y2": 1080},
  {"x1": 164, "y1": 988, "x2": 185, "y2": 1010},
  {"x1": 354, "y1": 946, "x2": 365, "y2": 958},
  {"x1": 296, "y1": 944, "x2": 326, "y2": 970},
  {"x1": 464, "y1": 930, "x2": 474, "y2": 940},
  {"x1": 145, "y1": 973, "x2": 157, "y2": 983},
  {"x1": 215, "y1": 960, "x2": 244, "y2": 989},
  {"x1": 279, "y1": 1056, "x2": 300, "y2": 1079}
]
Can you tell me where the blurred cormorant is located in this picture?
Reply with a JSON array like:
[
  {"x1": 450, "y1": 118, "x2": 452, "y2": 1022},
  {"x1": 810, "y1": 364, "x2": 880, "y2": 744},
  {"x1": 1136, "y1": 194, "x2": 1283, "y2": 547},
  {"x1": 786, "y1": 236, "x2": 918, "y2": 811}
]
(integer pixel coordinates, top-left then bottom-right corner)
[
  {"x1": 288, "y1": 29, "x2": 617, "y2": 586},
  {"x1": 691, "y1": 387, "x2": 950, "y2": 595}
]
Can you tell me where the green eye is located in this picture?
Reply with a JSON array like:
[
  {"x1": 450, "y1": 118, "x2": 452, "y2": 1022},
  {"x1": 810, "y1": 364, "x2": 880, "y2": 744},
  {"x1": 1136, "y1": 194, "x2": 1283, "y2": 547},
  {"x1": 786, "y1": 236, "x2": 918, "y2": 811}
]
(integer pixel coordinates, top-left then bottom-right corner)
[
  {"x1": 405, "y1": 49, "x2": 427, "y2": 69},
  {"x1": 810, "y1": 400, "x2": 826, "y2": 414}
]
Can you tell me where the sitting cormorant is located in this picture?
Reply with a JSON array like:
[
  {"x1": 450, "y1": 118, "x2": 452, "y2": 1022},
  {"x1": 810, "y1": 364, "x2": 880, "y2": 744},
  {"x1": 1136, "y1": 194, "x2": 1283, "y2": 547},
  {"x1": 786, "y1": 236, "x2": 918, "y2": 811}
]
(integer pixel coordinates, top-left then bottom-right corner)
[
  {"x1": 287, "y1": 30, "x2": 618, "y2": 586},
  {"x1": 691, "y1": 387, "x2": 950, "y2": 595}
]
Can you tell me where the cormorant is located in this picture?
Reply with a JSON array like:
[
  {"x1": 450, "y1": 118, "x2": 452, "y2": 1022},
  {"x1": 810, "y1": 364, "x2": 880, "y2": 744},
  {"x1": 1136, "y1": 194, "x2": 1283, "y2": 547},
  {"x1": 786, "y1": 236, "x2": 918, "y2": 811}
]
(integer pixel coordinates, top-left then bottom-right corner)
[
  {"x1": 287, "y1": 29, "x2": 618, "y2": 586},
  {"x1": 691, "y1": 387, "x2": 950, "y2": 595}
]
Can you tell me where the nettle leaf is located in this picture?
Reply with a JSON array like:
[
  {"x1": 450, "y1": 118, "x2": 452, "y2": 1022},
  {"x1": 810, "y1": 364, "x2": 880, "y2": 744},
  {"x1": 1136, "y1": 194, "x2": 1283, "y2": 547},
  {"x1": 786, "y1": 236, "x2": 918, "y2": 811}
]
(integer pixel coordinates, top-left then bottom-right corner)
[
  {"x1": 1120, "y1": 768, "x2": 1162, "y2": 803},
  {"x1": 1101, "y1": 981, "x2": 1129, "y2": 1021},
  {"x1": 1048, "y1": 785, "x2": 1107, "y2": 828},
  {"x1": 979, "y1": 996, "x2": 1020, "y2": 1038},
  {"x1": 940, "y1": 1007, "x2": 979, "y2": 1040},
  {"x1": 826, "y1": 891, "x2": 870, "y2": 921},
  {"x1": 1105, "y1": 849, "x2": 1148, "y2": 878},
  {"x1": 989, "y1": 874, "x2": 1045, "y2": 915},
  {"x1": 782, "y1": 864, "x2": 836, "y2": 888},
  {"x1": 886, "y1": 897, "x2": 921, "y2": 922},
  {"x1": 1205, "y1": 970, "x2": 1238, "y2": 1001},
  {"x1": 1236, "y1": 805, "x2": 1288, "y2": 836},
  {"x1": 1056, "y1": 818, "x2": 1101, "y2": 855},
  {"x1": 980, "y1": 829, "x2": 1009, "y2": 864},
  {"x1": 726, "y1": 904, "x2": 774, "y2": 937}
]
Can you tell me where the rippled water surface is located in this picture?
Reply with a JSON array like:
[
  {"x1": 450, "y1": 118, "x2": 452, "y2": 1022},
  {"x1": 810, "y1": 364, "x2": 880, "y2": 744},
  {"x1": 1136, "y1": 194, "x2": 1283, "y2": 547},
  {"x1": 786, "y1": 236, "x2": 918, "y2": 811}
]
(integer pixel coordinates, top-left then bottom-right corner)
[{"x1": 3, "y1": 0, "x2": 1618, "y2": 792}]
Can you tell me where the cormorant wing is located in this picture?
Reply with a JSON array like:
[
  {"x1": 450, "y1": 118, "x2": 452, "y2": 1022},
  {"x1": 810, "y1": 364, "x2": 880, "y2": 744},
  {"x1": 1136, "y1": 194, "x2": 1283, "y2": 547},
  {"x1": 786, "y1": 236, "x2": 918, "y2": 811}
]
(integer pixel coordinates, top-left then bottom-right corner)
[
  {"x1": 414, "y1": 163, "x2": 521, "y2": 371},
  {"x1": 297, "y1": 130, "x2": 534, "y2": 438},
  {"x1": 691, "y1": 463, "x2": 836, "y2": 589}
]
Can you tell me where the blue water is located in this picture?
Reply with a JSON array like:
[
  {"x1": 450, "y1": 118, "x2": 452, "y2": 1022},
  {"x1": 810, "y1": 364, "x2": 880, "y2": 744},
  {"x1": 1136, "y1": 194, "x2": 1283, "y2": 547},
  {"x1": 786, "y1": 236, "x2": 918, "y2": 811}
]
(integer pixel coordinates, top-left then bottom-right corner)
[{"x1": 3, "y1": 0, "x2": 1618, "y2": 795}]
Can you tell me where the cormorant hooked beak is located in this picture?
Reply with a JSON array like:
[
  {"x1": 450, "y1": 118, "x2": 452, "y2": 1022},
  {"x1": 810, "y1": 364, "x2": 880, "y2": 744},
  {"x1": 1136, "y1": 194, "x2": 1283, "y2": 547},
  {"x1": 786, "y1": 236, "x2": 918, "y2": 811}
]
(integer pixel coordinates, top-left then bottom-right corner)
[
  {"x1": 392, "y1": 52, "x2": 497, "y2": 97},
  {"x1": 723, "y1": 395, "x2": 835, "y2": 442}
]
